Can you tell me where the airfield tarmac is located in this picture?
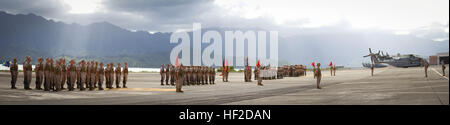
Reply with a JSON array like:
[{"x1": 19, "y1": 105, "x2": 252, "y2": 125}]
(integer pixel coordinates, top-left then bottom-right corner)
[{"x1": 0, "y1": 65, "x2": 448, "y2": 105}]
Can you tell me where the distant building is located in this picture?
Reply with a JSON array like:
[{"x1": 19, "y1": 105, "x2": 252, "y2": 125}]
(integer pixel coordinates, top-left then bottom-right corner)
[{"x1": 429, "y1": 52, "x2": 449, "y2": 65}]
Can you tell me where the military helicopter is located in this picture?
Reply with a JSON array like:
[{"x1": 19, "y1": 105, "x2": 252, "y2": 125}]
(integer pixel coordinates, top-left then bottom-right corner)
[{"x1": 363, "y1": 48, "x2": 424, "y2": 68}]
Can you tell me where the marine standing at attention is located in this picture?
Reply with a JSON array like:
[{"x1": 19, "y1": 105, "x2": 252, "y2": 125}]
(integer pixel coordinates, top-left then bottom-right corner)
[
  {"x1": 424, "y1": 60, "x2": 429, "y2": 78},
  {"x1": 316, "y1": 63, "x2": 322, "y2": 89},
  {"x1": 441, "y1": 60, "x2": 446, "y2": 76},
  {"x1": 10, "y1": 58, "x2": 18, "y2": 89},
  {"x1": 371, "y1": 63, "x2": 374, "y2": 76},
  {"x1": 122, "y1": 62, "x2": 129, "y2": 88},
  {"x1": 115, "y1": 62, "x2": 122, "y2": 88}
]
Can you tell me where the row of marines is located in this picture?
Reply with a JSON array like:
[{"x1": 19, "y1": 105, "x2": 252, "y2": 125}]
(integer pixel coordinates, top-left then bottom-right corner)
[
  {"x1": 160, "y1": 64, "x2": 216, "y2": 86},
  {"x1": 10, "y1": 56, "x2": 129, "y2": 91},
  {"x1": 244, "y1": 65, "x2": 273, "y2": 82},
  {"x1": 278, "y1": 65, "x2": 307, "y2": 78}
]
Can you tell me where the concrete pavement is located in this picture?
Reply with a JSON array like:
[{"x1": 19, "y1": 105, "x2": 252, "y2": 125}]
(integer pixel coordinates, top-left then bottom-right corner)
[{"x1": 0, "y1": 65, "x2": 448, "y2": 105}]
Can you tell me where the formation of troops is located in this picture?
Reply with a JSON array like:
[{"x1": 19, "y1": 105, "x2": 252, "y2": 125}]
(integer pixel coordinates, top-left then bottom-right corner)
[
  {"x1": 6, "y1": 56, "x2": 448, "y2": 92},
  {"x1": 244, "y1": 65, "x2": 263, "y2": 85},
  {"x1": 277, "y1": 65, "x2": 307, "y2": 79},
  {"x1": 242, "y1": 58, "x2": 262, "y2": 85},
  {"x1": 258, "y1": 66, "x2": 277, "y2": 80},
  {"x1": 160, "y1": 64, "x2": 217, "y2": 92},
  {"x1": 243, "y1": 66, "x2": 263, "y2": 85},
  {"x1": 160, "y1": 64, "x2": 216, "y2": 86},
  {"x1": 9, "y1": 56, "x2": 129, "y2": 91}
]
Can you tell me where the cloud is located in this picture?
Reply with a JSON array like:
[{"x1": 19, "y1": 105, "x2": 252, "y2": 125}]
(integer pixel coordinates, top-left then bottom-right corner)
[
  {"x1": 0, "y1": 0, "x2": 68, "y2": 16},
  {"x1": 70, "y1": 0, "x2": 283, "y2": 32},
  {"x1": 0, "y1": 0, "x2": 222, "y2": 32},
  {"x1": 103, "y1": 0, "x2": 212, "y2": 15},
  {"x1": 409, "y1": 22, "x2": 449, "y2": 42},
  {"x1": 0, "y1": 0, "x2": 448, "y2": 35}
]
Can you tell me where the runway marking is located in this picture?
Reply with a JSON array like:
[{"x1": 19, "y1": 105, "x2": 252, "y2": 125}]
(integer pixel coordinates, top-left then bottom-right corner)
[
  {"x1": 282, "y1": 91, "x2": 449, "y2": 96},
  {"x1": 427, "y1": 68, "x2": 446, "y2": 105},
  {"x1": 323, "y1": 84, "x2": 449, "y2": 93},
  {"x1": 431, "y1": 68, "x2": 448, "y2": 80},
  {"x1": 106, "y1": 88, "x2": 175, "y2": 92}
]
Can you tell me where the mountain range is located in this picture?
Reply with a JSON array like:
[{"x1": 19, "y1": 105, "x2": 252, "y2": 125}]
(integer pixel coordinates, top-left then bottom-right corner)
[{"x1": 0, "y1": 11, "x2": 448, "y2": 67}]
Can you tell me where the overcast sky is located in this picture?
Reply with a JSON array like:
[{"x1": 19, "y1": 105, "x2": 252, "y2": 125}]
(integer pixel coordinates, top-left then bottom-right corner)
[{"x1": 0, "y1": 0, "x2": 448, "y2": 34}]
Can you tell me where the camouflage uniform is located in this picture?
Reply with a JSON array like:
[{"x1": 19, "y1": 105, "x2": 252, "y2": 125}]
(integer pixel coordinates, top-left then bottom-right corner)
[
  {"x1": 38, "y1": 60, "x2": 44, "y2": 90},
  {"x1": 253, "y1": 67, "x2": 257, "y2": 81},
  {"x1": 174, "y1": 66, "x2": 179, "y2": 86},
  {"x1": 200, "y1": 67, "x2": 204, "y2": 85},
  {"x1": 61, "y1": 60, "x2": 67, "y2": 90},
  {"x1": 209, "y1": 68, "x2": 214, "y2": 84},
  {"x1": 424, "y1": 60, "x2": 429, "y2": 77},
  {"x1": 313, "y1": 67, "x2": 316, "y2": 79},
  {"x1": 316, "y1": 64, "x2": 322, "y2": 89},
  {"x1": 89, "y1": 62, "x2": 96, "y2": 90},
  {"x1": 97, "y1": 63, "x2": 104, "y2": 90},
  {"x1": 115, "y1": 63, "x2": 122, "y2": 88},
  {"x1": 370, "y1": 64, "x2": 374, "y2": 76},
  {"x1": 212, "y1": 68, "x2": 216, "y2": 84},
  {"x1": 54, "y1": 63, "x2": 62, "y2": 91},
  {"x1": 50, "y1": 59, "x2": 55, "y2": 90},
  {"x1": 122, "y1": 63, "x2": 128, "y2": 88},
  {"x1": 35, "y1": 59, "x2": 44, "y2": 90},
  {"x1": 10, "y1": 59, "x2": 18, "y2": 89},
  {"x1": 170, "y1": 65, "x2": 175, "y2": 86},
  {"x1": 225, "y1": 66, "x2": 229, "y2": 82},
  {"x1": 194, "y1": 67, "x2": 199, "y2": 85},
  {"x1": 23, "y1": 58, "x2": 33, "y2": 90},
  {"x1": 80, "y1": 61, "x2": 87, "y2": 91},
  {"x1": 76, "y1": 63, "x2": 81, "y2": 89},
  {"x1": 244, "y1": 66, "x2": 251, "y2": 82},
  {"x1": 330, "y1": 65, "x2": 333, "y2": 76},
  {"x1": 105, "y1": 64, "x2": 110, "y2": 88},
  {"x1": 68, "y1": 62, "x2": 76, "y2": 91},
  {"x1": 86, "y1": 62, "x2": 91, "y2": 89},
  {"x1": 176, "y1": 66, "x2": 183, "y2": 92},
  {"x1": 333, "y1": 65, "x2": 336, "y2": 76},
  {"x1": 44, "y1": 60, "x2": 51, "y2": 91},
  {"x1": 186, "y1": 67, "x2": 191, "y2": 85},
  {"x1": 165, "y1": 64, "x2": 170, "y2": 85},
  {"x1": 256, "y1": 67, "x2": 262, "y2": 86},
  {"x1": 203, "y1": 67, "x2": 208, "y2": 84},
  {"x1": 94, "y1": 62, "x2": 98, "y2": 88},
  {"x1": 160, "y1": 64, "x2": 165, "y2": 85},
  {"x1": 109, "y1": 63, "x2": 115, "y2": 88}
]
